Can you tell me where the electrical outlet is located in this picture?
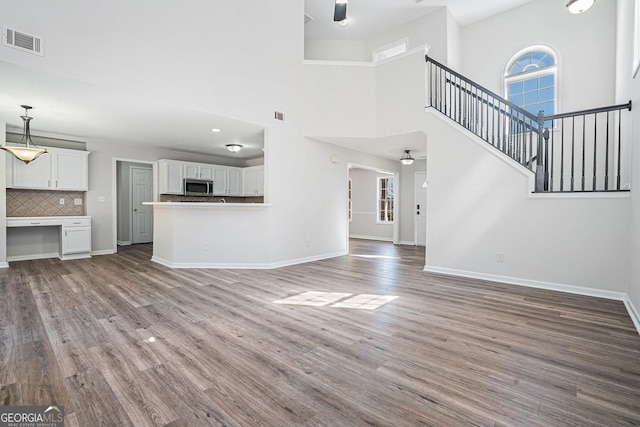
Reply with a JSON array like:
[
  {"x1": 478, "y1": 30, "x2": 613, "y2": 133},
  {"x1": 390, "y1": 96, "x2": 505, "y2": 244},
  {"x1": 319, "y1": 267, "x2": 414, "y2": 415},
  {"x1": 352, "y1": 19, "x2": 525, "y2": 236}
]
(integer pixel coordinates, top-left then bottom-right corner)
[
  {"x1": 203, "y1": 243, "x2": 209, "y2": 251},
  {"x1": 496, "y1": 252, "x2": 505, "y2": 263},
  {"x1": 74, "y1": 198, "x2": 82, "y2": 205},
  {"x1": 59, "y1": 198, "x2": 65, "y2": 205}
]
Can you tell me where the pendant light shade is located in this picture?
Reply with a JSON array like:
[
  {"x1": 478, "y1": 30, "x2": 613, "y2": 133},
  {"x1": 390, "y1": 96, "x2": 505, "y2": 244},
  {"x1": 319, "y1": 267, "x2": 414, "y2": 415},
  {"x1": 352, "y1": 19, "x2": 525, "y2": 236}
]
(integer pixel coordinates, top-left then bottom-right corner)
[
  {"x1": 566, "y1": 0, "x2": 595, "y2": 14},
  {"x1": 400, "y1": 150, "x2": 414, "y2": 166},
  {"x1": 1, "y1": 105, "x2": 49, "y2": 164}
]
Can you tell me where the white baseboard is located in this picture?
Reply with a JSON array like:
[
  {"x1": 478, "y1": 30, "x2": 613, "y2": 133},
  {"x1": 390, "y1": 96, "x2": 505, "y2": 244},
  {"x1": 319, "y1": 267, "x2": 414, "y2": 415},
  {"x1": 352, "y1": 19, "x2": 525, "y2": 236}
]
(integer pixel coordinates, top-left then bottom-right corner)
[
  {"x1": 92, "y1": 249, "x2": 116, "y2": 256},
  {"x1": 623, "y1": 295, "x2": 640, "y2": 334},
  {"x1": 0, "y1": 262, "x2": 9, "y2": 268},
  {"x1": 117, "y1": 240, "x2": 132, "y2": 246},
  {"x1": 349, "y1": 235, "x2": 393, "y2": 242},
  {"x1": 423, "y1": 265, "x2": 640, "y2": 335},
  {"x1": 152, "y1": 251, "x2": 348, "y2": 270},
  {"x1": 7, "y1": 252, "x2": 59, "y2": 262},
  {"x1": 398, "y1": 240, "x2": 416, "y2": 246},
  {"x1": 59, "y1": 253, "x2": 92, "y2": 261}
]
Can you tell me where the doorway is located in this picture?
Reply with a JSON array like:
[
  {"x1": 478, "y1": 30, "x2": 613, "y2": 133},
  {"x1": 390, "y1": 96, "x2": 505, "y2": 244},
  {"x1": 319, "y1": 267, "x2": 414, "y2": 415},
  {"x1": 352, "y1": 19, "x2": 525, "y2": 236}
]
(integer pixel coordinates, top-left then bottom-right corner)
[
  {"x1": 414, "y1": 172, "x2": 427, "y2": 247},
  {"x1": 115, "y1": 160, "x2": 155, "y2": 248}
]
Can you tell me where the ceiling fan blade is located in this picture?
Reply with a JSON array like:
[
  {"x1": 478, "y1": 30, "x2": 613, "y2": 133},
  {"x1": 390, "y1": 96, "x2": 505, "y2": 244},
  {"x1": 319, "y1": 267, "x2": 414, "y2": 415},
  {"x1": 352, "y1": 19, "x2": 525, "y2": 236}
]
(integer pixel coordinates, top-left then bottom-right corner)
[{"x1": 334, "y1": 2, "x2": 347, "y2": 22}]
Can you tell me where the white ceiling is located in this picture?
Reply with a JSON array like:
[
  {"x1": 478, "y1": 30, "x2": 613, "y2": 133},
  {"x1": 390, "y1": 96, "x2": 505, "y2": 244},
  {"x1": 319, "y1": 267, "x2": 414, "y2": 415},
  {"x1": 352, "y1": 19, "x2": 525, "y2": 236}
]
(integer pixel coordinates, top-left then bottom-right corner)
[
  {"x1": 0, "y1": 61, "x2": 265, "y2": 160},
  {"x1": 304, "y1": 0, "x2": 537, "y2": 40},
  {"x1": 311, "y1": 131, "x2": 428, "y2": 162}
]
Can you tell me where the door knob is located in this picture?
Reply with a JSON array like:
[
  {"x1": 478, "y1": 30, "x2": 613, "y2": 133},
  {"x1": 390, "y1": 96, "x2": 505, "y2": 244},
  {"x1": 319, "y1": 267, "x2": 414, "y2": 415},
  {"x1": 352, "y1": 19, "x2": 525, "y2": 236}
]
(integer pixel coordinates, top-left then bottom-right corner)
[{"x1": 133, "y1": 208, "x2": 138, "y2": 212}]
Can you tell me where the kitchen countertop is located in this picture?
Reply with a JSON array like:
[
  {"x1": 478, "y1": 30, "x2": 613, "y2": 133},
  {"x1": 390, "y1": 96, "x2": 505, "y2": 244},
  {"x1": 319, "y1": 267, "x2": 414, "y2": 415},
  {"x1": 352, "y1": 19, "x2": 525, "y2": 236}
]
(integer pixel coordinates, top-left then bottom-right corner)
[{"x1": 144, "y1": 202, "x2": 270, "y2": 208}]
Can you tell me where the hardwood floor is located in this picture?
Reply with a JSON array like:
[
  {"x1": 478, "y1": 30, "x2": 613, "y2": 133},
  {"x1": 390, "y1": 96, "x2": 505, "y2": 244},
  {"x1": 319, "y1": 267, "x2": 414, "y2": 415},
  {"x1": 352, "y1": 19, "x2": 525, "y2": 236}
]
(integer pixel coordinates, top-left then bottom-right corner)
[{"x1": 1, "y1": 239, "x2": 639, "y2": 426}]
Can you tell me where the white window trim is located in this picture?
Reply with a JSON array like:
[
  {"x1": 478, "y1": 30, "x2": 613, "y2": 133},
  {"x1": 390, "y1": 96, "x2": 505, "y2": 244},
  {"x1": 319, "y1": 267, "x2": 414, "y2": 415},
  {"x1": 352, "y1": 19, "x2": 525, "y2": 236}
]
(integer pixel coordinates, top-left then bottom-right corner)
[
  {"x1": 348, "y1": 177, "x2": 353, "y2": 222},
  {"x1": 504, "y1": 46, "x2": 559, "y2": 121},
  {"x1": 376, "y1": 176, "x2": 394, "y2": 224},
  {"x1": 372, "y1": 38, "x2": 408, "y2": 64}
]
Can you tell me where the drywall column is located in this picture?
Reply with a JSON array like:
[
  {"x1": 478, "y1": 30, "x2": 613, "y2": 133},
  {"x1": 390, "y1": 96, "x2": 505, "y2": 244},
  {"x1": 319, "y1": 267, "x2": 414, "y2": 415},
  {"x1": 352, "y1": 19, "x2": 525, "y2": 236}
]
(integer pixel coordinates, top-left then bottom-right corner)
[{"x1": 0, "y1": 122, "x2": 8, "y2": 267}]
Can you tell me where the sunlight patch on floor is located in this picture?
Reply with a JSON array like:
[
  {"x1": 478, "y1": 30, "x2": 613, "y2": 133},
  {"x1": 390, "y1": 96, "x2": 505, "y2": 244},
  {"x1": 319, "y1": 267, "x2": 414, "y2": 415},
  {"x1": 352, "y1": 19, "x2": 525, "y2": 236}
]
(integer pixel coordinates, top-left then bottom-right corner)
[{"x1": 273, "y1": 291, "x2": 398, "y2": 310}]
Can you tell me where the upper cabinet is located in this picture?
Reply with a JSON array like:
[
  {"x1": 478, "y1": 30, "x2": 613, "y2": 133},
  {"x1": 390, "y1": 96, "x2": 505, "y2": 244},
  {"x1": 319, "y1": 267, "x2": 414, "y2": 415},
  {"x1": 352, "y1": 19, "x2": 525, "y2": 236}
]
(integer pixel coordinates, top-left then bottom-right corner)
[
  {"x1": 6, "y1": 146, "x2": 90, "y2": 191},
  {"x1": 212, "y1": 166, "x2": 242, "y2": 196},
  {"x1": 243, "y1": 165, "x2": 264, "y2": 196},
  {"x1": 158, "y1": 159, "x2": 184, "y2": 195},
  {"x1": 184, "y1": 162, "x2": 214, "y2": 180}
]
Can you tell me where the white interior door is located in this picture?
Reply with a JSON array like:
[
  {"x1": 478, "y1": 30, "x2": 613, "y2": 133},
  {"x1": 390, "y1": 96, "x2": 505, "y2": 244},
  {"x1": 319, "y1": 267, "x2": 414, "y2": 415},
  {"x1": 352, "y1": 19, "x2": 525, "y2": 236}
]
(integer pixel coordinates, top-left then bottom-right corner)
[
  {"x1": 415, "y1": 172, "x2": 427, "y2": 247},
  {"x1": 131, "y1": 166, "x2": 154, "y2": 244}
]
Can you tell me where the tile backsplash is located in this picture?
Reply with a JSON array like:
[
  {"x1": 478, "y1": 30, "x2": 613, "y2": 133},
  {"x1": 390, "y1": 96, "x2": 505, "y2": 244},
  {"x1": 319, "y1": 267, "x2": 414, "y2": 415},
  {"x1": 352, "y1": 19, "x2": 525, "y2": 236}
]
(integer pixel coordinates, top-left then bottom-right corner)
[{"x1": 7, "y1": 189, "x2": 86, "y2": 217}]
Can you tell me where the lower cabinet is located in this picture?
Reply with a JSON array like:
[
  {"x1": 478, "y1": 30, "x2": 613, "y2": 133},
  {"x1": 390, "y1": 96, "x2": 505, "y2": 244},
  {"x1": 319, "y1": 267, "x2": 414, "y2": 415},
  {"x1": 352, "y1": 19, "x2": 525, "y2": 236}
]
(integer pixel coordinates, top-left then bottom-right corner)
[{"x1": 61, "y1": 218, "x2": 92, "y2": 259}]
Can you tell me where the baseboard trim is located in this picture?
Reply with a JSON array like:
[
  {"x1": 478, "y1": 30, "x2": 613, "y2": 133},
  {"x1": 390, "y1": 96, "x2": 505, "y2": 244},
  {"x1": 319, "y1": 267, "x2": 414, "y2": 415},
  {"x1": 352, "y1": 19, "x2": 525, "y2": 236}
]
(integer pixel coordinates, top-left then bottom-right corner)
[
  {"x1": 423, "y1": 265, "x2": 626, "y2": 300},
  {"x1": 423, "y1": 265, "x2": 640, "y2": 335},
  {"x1": 0, "y1": 262, "x2": 9, "y2": 268},
  {"x1": 349, "y1": 235, "x2": 393, "y2": 242},
  {"x1": 117, "y1": 240, "x2": 132, "y2": 246},
  {"x1": 398, "y1": 240, "x2": 416, "y2": 246},
  {"x1": 623, "y1": 295, "x2": 640, "y2": 334},
  {"x1": 92, "y1": 249, "x2": 116, "y2": 256},
  {"x1": 152, "y1": 251, "x2": 348, "y2": 270},
  {"x1": 7, "y1": 253, "x2": 59, "y2": 262}
]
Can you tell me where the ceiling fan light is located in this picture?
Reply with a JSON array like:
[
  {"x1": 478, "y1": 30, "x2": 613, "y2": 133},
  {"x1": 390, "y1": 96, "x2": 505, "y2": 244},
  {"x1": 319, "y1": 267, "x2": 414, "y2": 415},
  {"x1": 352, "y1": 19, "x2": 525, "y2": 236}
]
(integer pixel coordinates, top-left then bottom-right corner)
[
  {"x1": 226, "y1": 144, "x2": 243, "y2": 153},
  {"x1": 566, "y1": 0, "x2": 595, "y2": 14},
  {"x1": 400, "y1": 150, "x2": 414, "y2": 166}
]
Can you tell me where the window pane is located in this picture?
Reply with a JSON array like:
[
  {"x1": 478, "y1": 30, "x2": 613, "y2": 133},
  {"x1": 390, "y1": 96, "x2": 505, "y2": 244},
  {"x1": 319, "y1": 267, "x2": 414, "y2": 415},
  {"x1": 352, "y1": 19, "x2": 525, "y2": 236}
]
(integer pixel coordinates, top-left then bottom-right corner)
[
  {"x1": 539, "y1": 87, "x2": 554, "y2": 102},
  {"x1": 539, "y1": 74, "x2": 554, "y2": 88},
  {"x1": 523, "y1": 91, "x2": 538, "y2": 104},
  {"x1": 509, "y1": 63, "x2": 523, "y2": 74},
  {"x1": 539, "y1": 101, "x2": 554, "y2": 115},
  {"x1": 531, "y1": 51, "x2": 545, "y2": 63},
  {"x1": 539, "y1": 55, "x2": 554, "y2": 67},
  {"x1": 523, "y1": 78, "x2": 538, "y2": 91},
  {"x1": 509, "y1": 81, "x2": 523, "y2": 94},
  {"x1": 509, "y1": 94, "x2": 523, "y2": 106},
  {"x1": 524, "y1": 104, "x2": 539, "y2": 115}
]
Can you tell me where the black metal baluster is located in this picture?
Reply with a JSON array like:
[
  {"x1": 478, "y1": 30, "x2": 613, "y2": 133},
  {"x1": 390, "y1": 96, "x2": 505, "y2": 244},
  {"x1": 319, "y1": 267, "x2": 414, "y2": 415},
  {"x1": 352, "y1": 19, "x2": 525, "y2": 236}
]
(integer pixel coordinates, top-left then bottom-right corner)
[
  {"x1": 550, "y1": 121, "x2": 554, "y2": 191},
  {"x1": 617, "y1": 110, "x2": 622, "y2": 190},
  {"x1": 560, "y1": 118, "x2": 565, "y2": 191},
  {"x1": 581, "y1": 115, "x2": 586, "y2": 191},
  {"x1": 592, "y1": 113, "x2": 598, "y2": 191},
  {"x1": 605, "y1": 112, "x2": 610, "y2": 191},
  {"x1": 571, "y1": 117, "x2": 575, "y2": 191}
]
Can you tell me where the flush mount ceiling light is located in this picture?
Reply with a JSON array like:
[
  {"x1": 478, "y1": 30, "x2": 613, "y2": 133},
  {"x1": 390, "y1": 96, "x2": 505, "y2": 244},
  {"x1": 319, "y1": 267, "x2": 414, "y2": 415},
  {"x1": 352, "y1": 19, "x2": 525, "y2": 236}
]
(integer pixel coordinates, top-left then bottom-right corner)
[
  {"x1": 226, "y1": 144, "x2": 243, "y2": 153},
  {"x1": 400, "y1": 150, "x2": 414, "y2": 166},
  {"x1": 566, "y1": 0, "x2": 595, "y2": 14},
  {"x1": 1, "y1": 105, "x2": 49, "y2": 164},
  {"x1": 211, "y1": 128, "x2": 221, "y2": 133},
  {"x1": 334, "y1": 0, "x2": 348, "y2": 23}
]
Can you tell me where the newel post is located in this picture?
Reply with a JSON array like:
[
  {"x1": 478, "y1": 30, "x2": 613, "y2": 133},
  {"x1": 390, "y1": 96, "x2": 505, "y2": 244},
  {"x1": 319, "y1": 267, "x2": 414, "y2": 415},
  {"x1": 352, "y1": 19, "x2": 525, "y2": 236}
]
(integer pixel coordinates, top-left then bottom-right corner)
[{"x1": 535, "y1": 110, "x2": 545, "y2": 192}]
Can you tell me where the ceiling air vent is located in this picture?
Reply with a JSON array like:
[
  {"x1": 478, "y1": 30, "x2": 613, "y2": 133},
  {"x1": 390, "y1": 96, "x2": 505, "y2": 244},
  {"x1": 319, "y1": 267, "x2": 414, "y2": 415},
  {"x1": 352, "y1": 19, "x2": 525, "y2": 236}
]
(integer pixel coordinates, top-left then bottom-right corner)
[
  {"x1": 3, "y1": 26, "x2": 44, "y2": 56},
  {"x1": 274, "y1": 111, "x2": 285, "y2": 121}
]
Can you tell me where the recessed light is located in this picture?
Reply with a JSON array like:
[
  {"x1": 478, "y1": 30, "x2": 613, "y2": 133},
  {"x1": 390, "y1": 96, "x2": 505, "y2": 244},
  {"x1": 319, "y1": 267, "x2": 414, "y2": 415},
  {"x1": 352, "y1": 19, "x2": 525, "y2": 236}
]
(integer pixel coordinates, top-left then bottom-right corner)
[{"x1": 211, "y1": 128, "x2": 221, "y2": 133}]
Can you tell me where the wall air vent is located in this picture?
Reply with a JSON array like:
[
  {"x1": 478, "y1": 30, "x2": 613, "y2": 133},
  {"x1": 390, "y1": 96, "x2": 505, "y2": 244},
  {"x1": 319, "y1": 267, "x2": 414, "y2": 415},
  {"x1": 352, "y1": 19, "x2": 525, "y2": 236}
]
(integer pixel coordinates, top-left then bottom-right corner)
[
  {"x1": 274, "y1": 111, "x2": 285, "y2": 121},
  {"x1": 3, "y1": 26, "x2": 44, "y2": 56}
]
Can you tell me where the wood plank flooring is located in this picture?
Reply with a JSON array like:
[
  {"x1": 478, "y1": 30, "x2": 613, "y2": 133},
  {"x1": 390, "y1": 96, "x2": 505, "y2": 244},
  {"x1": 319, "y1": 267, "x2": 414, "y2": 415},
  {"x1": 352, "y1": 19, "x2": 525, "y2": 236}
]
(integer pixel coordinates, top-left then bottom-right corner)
[{"x1": 1, "y1": 239, "x2": 639, "y2": 426}]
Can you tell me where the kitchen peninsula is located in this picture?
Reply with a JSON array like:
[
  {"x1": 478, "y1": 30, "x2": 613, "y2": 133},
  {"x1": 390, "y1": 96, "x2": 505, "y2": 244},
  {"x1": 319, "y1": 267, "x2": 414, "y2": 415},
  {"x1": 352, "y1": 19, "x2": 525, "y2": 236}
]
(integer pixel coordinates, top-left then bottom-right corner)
[{"x1": 146, "y1": 201, "x2": 271, "y2": 269}]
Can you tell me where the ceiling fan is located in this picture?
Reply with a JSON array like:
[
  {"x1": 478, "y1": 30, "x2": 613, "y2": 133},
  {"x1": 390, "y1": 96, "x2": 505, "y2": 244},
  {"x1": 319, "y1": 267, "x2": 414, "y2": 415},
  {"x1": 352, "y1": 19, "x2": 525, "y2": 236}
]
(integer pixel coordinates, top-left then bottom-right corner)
[{"x1": 334, "y1": 0, "x2": 348, "y2": 23}]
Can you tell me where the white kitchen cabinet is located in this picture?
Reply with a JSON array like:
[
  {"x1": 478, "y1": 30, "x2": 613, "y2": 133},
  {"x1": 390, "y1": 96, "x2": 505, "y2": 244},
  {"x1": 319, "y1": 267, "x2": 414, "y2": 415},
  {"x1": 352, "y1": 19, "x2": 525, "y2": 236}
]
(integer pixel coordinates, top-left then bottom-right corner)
[
  {"x1": 158, "y1": 159, "x2": 184, "y2": 194},
  {"x1": 213, "y1": 166, "x2": 242, "y2": 196},
  {"x1": 7, "y1": 146, "x2": 89, "y2": 191},
  {"x1": 242, "y1": 165, "x2": 264, "y2": 196},
  {"x1": 61, "y1": 218, "x2": 92, "y2": 257},
  {"x1": 184, "y1": 162, "x2": 214, "y2": 180}
]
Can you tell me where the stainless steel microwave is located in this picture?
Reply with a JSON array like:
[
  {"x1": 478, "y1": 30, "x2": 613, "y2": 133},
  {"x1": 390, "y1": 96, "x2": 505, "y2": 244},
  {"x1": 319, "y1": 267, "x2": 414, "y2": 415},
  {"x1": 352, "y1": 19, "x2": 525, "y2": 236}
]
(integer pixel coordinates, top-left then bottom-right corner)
[{"x1": 184, "y1": 178, "x2": 213, "y2": 196}]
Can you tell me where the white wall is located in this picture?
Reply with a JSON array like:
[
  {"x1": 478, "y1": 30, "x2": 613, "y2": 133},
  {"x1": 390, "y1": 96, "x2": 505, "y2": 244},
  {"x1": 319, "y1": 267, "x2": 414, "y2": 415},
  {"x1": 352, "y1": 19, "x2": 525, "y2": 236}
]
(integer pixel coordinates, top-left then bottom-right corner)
[
  {"x1": 461, "y1": 0, "x2": 617, "y2": 112},
  {"x1": 364, "y1": 7, "x2": 449, "y2": 64},
  {"x1": 0, "y1": 123, "x2": 7, "y2": 267},
  {"x1": 446, "y1": 9, "x2": 462, "y2": 71},
  {"x1": 424, "y1": 112, "x2": 630, "y2": 294},
  {"x1": 616, "y1": 0, "x2": 640, "y2": 320},
  {"x1": 349, "y1": 168, "x2": 393, "y2": 241},
  {"x1": 304, "y1": 39, "x2": 367, "y2": 62}
]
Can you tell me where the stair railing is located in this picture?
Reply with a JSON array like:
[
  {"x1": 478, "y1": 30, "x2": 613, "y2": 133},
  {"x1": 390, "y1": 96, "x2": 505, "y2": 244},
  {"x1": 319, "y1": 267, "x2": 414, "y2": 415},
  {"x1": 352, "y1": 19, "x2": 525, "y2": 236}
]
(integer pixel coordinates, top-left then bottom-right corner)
[{"x1": 425, "y1": 55, "x2": 632, "y2": 192}]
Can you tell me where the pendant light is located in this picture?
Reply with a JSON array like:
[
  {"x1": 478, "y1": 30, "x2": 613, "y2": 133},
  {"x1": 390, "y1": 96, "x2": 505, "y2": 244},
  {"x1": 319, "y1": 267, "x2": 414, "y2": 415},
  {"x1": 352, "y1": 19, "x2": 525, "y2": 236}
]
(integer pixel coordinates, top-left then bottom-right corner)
[
  {"x1": 1, "y1": 105, "x2": 49, "y2": 164},
  {"x1": 400, "y1": 150, "x2": 414, "y2": 166},
  {"x1": 566, "y1": 0, "x2": 595, "y2": 14}
]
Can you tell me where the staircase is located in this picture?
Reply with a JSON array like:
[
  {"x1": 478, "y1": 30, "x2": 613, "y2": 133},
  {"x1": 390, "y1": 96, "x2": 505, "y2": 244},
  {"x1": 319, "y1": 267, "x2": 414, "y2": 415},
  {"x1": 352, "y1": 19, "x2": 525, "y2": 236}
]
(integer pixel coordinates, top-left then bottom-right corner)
[{"x1": 425, "y1": 56, "x2": 632, "y2": 192}]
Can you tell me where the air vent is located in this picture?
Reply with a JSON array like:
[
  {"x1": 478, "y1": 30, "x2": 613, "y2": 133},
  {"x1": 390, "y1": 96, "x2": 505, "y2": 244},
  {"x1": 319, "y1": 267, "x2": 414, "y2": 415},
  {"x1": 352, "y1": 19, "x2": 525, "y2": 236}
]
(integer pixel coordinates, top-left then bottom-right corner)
[
  {"x1": 304, "y1": 13, "x2": 314, "y2": 24},
  {"x1": 3, "y1": 26, "x2": 44, "y2": 56},
  {"x1": 274, "y1": 111, "x2": 285, "y2": 121}
]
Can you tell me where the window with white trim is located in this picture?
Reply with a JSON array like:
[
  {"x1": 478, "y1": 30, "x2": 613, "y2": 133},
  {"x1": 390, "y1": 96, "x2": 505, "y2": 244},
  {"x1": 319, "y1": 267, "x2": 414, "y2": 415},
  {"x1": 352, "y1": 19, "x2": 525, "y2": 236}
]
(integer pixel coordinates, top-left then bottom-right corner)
[
  {"x1": 377, "y1": 177, "x2": 394, "y2": 223},
  {"x1": 505, "y1": 48, "x2": 557, "y2": 121},
  {"x1": 372, "y1": 38, "x2": 408, "y2": 63}
]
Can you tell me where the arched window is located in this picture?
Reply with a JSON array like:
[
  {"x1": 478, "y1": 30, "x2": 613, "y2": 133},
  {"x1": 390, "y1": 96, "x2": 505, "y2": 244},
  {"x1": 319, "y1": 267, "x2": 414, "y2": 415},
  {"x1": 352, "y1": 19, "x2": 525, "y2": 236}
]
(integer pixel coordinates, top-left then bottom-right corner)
[{"x1": 505, "y1": 47, "x2": 557, "y2": 118}]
